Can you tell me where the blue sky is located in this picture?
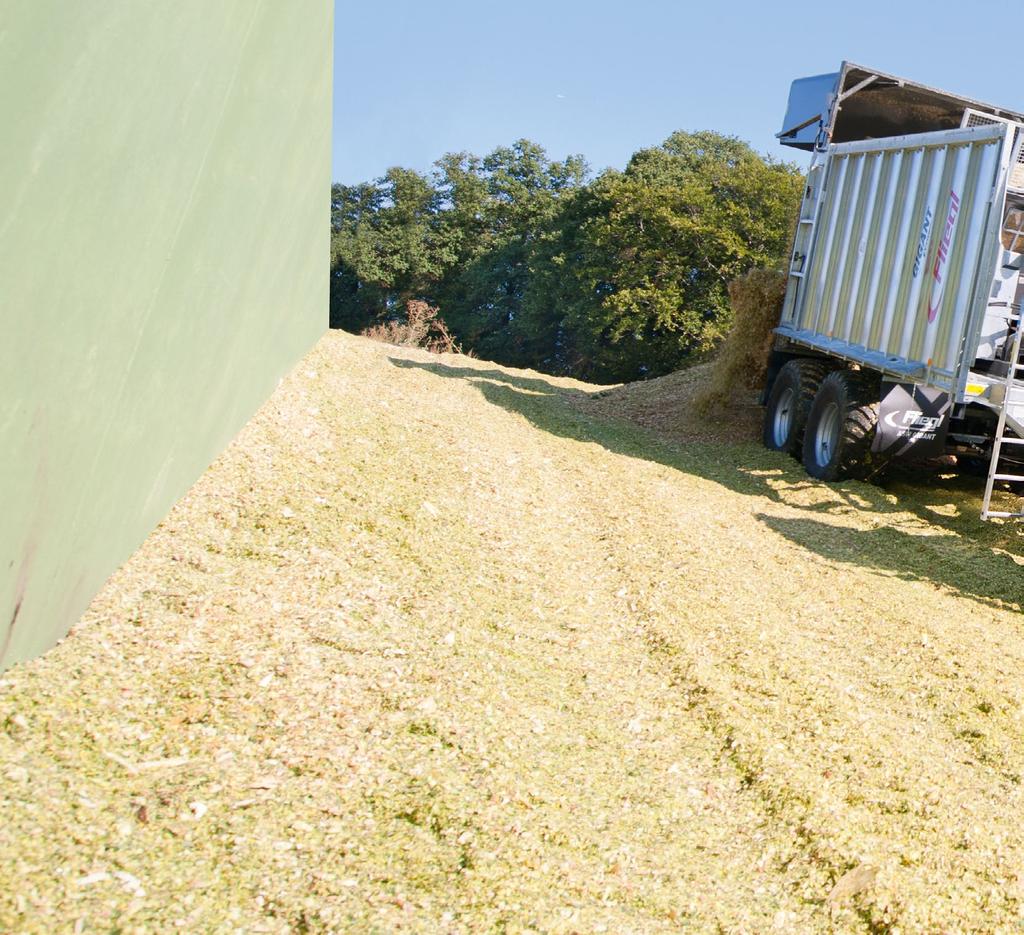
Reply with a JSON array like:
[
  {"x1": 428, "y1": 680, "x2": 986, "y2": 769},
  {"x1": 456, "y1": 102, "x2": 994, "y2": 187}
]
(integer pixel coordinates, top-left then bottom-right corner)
[{"x1": 333, "y1": 0, "x2": 1020, "y2": 184}]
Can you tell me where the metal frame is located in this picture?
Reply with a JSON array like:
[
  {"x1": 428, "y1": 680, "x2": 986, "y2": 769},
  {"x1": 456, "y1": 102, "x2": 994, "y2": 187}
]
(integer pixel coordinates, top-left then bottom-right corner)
[
  {"x1": 981, "y1": 321, "x2": 1024, "y2": 519},
  {"x1": 952, "y1": 126, "x2": 1020, "y2": 403},
  {"x1": 778, "y1": 61, "x2": 1024, "y2": 150}
]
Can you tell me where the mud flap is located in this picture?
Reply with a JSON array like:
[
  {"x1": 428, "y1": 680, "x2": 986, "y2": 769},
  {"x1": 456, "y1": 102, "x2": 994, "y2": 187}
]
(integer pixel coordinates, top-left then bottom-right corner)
[{"x1": 871, "y1": 382, "x2": 950, "y2": 460}]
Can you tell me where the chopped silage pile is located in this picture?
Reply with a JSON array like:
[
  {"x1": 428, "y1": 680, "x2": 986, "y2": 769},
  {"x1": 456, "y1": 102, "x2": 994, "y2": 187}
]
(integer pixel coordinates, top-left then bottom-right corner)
[
  {"x1": 694, "y1": 266, "x2": 788, "y2": 415},
  {"x1": 582, "y1": 360, "x2": 763, "y2": 447},
  {"x1": 4, "y1": 332, "x2": 1024, "y2": 932}
]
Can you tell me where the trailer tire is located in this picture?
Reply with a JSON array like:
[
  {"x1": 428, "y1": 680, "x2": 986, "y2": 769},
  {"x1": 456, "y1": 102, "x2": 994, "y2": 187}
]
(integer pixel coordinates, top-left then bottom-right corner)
[
  {"x1": 762, "y1": 359, "x2": 831, "y2": 457},
  {"x1": 802, "y1": 370, "x2": 881, "y2": 481}
]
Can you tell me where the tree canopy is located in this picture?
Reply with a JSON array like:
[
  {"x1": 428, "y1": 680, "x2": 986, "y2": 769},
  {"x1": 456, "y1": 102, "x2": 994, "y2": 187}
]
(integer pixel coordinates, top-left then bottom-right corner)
[{"x1": 331, "y1": 131, "x2": 803, "y2": 383}]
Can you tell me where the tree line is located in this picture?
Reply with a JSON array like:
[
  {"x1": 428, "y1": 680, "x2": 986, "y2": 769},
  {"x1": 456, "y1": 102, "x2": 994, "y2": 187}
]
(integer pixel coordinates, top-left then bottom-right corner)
[{"x1": 331, "y1": 131, "x2": 804, "y2": 384}]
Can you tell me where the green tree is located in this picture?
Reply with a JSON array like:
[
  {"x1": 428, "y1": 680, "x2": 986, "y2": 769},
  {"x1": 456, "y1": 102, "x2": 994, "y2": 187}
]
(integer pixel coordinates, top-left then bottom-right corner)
[
  {"x1": 329, "y1": 167, "x2": 457, "y2": 329},
  {"x1": 330, "y1": 181, "x2": 384, "y2": 330},
  {"x1": 525, "y1": 131, "x2": 803, "y2": 382},
  {"x1": 330, "y1": 131, "x2": 802, "y2": 383},
  {"x1": 433, "y1": 141, "x2": 588, "y2": 364},
  {"x1": 329, "y1": 141, "x2": 587, "y2": 361}
]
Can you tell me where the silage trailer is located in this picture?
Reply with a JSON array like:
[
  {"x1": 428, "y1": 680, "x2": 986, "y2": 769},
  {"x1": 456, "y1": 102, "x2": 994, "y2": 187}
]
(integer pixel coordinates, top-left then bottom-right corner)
[{"x1": 763, "y1": 63, "x2": 1024, "y2": 518}]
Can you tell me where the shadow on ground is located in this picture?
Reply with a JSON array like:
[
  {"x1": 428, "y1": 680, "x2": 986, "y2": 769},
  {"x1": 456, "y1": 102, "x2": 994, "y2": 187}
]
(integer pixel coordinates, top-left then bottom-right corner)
[{"x1": 390, "y1": 355, "x2": 1024, "y2": 611}]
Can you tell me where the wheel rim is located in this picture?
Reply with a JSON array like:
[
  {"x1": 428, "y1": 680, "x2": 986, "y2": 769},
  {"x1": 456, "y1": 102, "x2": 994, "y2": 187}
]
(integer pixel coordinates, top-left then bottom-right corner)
[
  {"x1": 814, "y1": 402, "x2": 841, "y2": 466},
  {"x1": 772, "y1": 387, "x2": 795, "y2": 446}
]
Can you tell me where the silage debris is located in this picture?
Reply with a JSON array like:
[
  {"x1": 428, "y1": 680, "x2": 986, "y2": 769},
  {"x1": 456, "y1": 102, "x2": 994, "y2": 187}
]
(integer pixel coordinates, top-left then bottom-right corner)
[
  {"x1": 695, "y1": 266, "x2": 787, "y2": 414},
  {"x1": 1, "y1": 332, "x2": 1024, "y2": 932}
]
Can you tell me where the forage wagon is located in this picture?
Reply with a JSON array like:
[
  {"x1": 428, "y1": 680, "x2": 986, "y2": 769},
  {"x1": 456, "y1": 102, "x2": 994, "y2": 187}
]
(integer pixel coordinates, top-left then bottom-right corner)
[{"x1": 763, "y1": 62, "x2": 1024, "y2": 518}]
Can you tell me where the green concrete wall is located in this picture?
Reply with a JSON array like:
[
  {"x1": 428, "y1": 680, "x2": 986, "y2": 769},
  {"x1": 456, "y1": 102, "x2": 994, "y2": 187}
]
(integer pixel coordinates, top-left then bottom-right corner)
[{"x1": 0, "y1": 2, "x2": 332, "y2": 667}]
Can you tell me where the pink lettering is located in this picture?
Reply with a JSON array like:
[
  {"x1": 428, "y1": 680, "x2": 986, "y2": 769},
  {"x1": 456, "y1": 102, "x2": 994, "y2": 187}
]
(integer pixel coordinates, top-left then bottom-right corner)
[{"x1": 928, "y1": 189, "x2": 961, "y2": 322}]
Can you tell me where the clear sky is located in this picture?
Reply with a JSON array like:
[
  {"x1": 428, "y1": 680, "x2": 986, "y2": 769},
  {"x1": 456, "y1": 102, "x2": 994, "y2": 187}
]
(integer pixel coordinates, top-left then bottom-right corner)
[{"x1": 333, "y1": 0, "x2": 1020, "y2": 184}]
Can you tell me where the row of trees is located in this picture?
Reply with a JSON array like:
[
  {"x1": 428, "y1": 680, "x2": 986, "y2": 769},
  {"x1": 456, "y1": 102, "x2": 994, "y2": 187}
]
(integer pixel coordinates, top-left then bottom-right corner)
[{"x1": 331, "y1": 132, "x2": 804, "y2": 383}]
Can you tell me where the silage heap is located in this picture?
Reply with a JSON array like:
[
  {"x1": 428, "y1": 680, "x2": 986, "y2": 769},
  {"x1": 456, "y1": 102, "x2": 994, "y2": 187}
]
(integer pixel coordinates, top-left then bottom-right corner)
[
  {"x1": 4, "y1": 332, "x2": 1024, "y2": 931},
  {"x1": 695, "y1": 266, "x2": 787, "y2": 415}
]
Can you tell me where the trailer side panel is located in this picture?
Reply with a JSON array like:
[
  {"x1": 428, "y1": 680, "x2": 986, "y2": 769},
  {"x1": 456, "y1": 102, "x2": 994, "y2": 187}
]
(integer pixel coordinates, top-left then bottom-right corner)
[{"x1": 779, "y1": 124, "x2": 1011, "y2": 393}]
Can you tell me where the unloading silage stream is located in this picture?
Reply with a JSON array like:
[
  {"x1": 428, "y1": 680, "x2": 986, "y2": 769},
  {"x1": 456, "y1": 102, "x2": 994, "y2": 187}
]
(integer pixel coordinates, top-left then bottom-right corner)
[{"x1": 694, "y1": 266, "x2": 787, "y2": 415}]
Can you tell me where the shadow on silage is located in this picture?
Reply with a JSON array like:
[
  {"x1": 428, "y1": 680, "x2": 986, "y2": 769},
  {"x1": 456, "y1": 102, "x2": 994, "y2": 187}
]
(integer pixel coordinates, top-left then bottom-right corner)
[{"x1": 389, "y1": 357, "x2": 1024, "y2": 612}]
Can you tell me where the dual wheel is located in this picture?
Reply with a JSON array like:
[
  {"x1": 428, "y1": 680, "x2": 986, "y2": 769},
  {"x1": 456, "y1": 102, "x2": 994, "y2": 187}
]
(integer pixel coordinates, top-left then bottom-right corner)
[{"x1": 763, "y1": 359, "x2": 880, "y2": 481}]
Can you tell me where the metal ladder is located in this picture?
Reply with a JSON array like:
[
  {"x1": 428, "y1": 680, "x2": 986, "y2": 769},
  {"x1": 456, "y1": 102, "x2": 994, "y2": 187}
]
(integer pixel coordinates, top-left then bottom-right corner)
[
  {"x1": 780, "y1": 156, "x2": 827, "y2": 325},
  {"x1": 981, "y1": 316, "x2": 1024, "y2": 519},
  {"x1": 790, "y1": 158, "x2": 827, "y2": 279}
]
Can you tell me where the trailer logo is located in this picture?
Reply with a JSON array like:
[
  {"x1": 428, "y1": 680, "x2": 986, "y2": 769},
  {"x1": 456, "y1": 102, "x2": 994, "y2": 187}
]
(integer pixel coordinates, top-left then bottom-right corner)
[
  {"x1": 912, "y1": 208, "x2": 932, "y2": 278},
  {"x1": 872, "y1": 384, "x2": 951, "y2": 460},
  {"x1": 882, "y1": 409, "x2": 944, "y2": 438},
  {"x1": 927, "y1": 189, "x2": 962, "y2": 323}
]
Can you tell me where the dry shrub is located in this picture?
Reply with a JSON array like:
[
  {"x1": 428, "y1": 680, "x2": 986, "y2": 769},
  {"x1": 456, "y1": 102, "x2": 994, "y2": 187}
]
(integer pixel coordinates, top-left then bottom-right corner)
[
  {"x1": 363, "y1": 300, "x2": 466, "y2": 355},
  {"x1": 694, "y1": 268, "x2": 787, "y2": 414}
]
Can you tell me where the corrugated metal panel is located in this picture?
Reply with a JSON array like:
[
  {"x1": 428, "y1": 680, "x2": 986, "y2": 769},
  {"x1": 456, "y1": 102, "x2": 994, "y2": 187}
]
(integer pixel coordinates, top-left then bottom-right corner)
[{"x1": 779, "y1": 123, "x2": 1012, "y2": 392}]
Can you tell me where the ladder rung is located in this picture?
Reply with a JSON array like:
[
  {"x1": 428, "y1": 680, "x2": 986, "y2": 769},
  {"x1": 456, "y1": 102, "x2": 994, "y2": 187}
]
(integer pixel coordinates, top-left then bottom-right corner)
[
  {"x1": 789, "y1": 271, "x2": 804, "y2": 279},
  {"x1": 981, "y1": 323, "x2": 1024, "y2": 521},
  {"x1": 799, "y1": 218, "x2": 815, "y2": 224}
]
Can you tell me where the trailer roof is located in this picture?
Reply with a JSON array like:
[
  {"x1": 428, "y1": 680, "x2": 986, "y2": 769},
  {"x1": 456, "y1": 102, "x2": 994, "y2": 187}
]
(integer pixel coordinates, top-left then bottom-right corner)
[{"x1": 778, "y1": 62, "x2": 1024, "y2": 150}]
